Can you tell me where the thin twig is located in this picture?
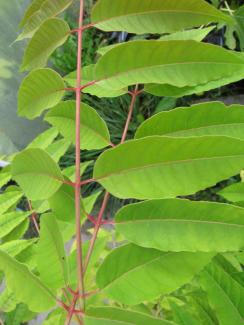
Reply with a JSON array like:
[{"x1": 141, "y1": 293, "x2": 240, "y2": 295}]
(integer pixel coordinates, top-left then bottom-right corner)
[
  {"x1": 83, "y1": 85, "x2": 142, "y2": 273},
  {"x1": 84, "y1": 191, "x2": 110, "y2": 273},
  {"x1": 121, "y1": 85, "x2": 139, "y2": 143},
  {"x1": 27, "y1": 200, "x2": 40, "y2": 234}
]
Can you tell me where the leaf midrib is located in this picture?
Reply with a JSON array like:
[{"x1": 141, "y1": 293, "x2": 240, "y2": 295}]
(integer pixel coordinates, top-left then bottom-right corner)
[
  {"x1": 96, "y1": 61, "x2": 244, "y2": 88},
  {"x1": 116, "y1": 218, "x2": 244, "y2": 228}
]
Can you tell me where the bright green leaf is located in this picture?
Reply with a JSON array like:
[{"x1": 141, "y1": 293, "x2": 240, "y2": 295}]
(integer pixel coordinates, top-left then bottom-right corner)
[
  {"x1": 91, "y1": 0, "x2": 232, "y2": 34},
  {"x1": 116, "y1": 198, "x2": 244, "y2": 252},
  {"x1": 94, "y1": 136, "x2": 244, "y2": 200},
  {"x1": 21, "y1": 18, "x2": 70, "y2": 71},
  {"x1": 0, "y1": 239, "x2": 36, "y2": 257},
  {"x1": 18, "y1": 0, "x2": 73, "y2": 40},
  {"x1": 46, "y1": 139, "x2": 70, "y2": 162},
  {"x1": 0, "y1": 191, "x2": 23, "y2": 215},
  {"x1": 94, "y1": 40, "x2": 244, "y2": 91},
  {"x1": 85, "y1": 307, "x2": 175, "y2": 325},
  {"x1": 170, "y1": 302, "x2": 199, "y2": 325},
  {"x1": 0, "y1": 250, "x2": 56, "y2": 312},
  {"x1": 20, "y1": 0, "x2": 46, "y2": 27},
  {"x1": 159, "y1": 26, "x2": 214, "y2": 42},
  {"x1": 96, "y1": 243, "x2": 213, "y2": 305},
  {"x1": 136, "y1": 102, "x2": 244, "y2": 140},
  {"x1": 200, "y1": 260, "x2": 244, "y2": 325},
  {"x1": 45, "y1": 100, "x2": 111, "y2": 150},
  {"x1": 218, "y1": 182, "x2": 244, "y2": 202},
  {"x1": 12, "y1": 148, "x2": 63, "y2": 200},
  {"x1": 62, "y1": 161, "x2": 92, "y2": 182},
  {"x1": 37, "y1": 213, "x2": 68, "y2": 290},
  {"x1": 0, "y1": 211, "x2": 30, "y2": 239},
  {"x1": 0, "y1": 289, "x2": 17, "y2": 313},
  {"x1": 18, "y1": 68, "x2": 65, "y2": 119},
  {"x1": 28, "y1": 127, "x2": 59, "y2": 149}
]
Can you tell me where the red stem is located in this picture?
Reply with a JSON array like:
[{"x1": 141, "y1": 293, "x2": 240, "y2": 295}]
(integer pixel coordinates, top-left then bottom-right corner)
[
  {"x1": 121, "y1": 85, "x2": 139, "y2": 143},
  {"x1": 74, "y1": 0, "x2": 85, "y2": 322},
  {"x1": 84, "y1": 191, "x2": 110, "y2": 273}
]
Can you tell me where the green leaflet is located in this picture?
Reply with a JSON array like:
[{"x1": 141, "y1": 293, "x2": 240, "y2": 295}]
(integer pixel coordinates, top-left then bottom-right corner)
[
  {"x1": 0, "y1": 288, "x2": 17, "y2": 313},
  {"x1": 200, "y1": 259, "x2": 244, "y2": 325},
  {"x1": 97, "y1": 26, "x2": 214, "y2": 57},
  {"x1": 43, "y1": 310, "x2": 66, "y2": 325},
  {"x1": 115, "y1": 199, "x2": 244, "y2": 252},
  {"x1": 94, "y1": 136, "x2": 244, "y2": 200},
  {"x1": 0, "y1": 191, "x2": 23, "y2": 215},
  {"x1": 218, "y1": 182, "x2": 244, "y2": 203},
  {"x1": 159, "y1": 26, "x2": 215, "y2": 41},
  {"x1": 94, "y1": 40, "x2": 244, "y2": 91},
  {"x1": 48, "y1": 182, "x2": 83, "y2": 223},
  {"x1": 48, "y1": 180, "x2": 100, "y2": 224},
  {"x1": 11, "y1": 148, "x2": 63, "y2": 200},
  {"x1": 3, "y1": 219, "x2": 29, "y2": 243},
  {"x1": 96, "y1": 243, "x2": 213, "y2": 305},
  {"x1": 144, "y1": 70, "x2": 244, "y2": 97},
  {"x1": 46, "y1": 139, "x2": 70, "y2": 162},
  {"x1": 4, "y1": 303, "x2": 36, "y2": 325},
  {"x1": 27, "y1": 127, "x2": 59, "y2": 150},
  {"x1": 18, "y1": 0, "x2": 73, "y2": 40},
  {"x1": 37, "y1": 213, "x2": 68, "y2": 290},
  {"x1": 0, "y1": 239, "x2": 36, "y2": 257},
  {"x1": 62, "y1": 161, "x2": 93, "y2": 182},
  {"x1": 20, "y1": 0, "x2": 46, "y2": 27},
  {"x1": 64, "y1": 64, "x2": 126, "y2": 98},
  {"x1": 0, "y1": 250, "x2": 56, "y2": 312},
  {"x1": 0, "y1": 211, "x2": 30, "y2": 238},
  {"x1": 234, "y1": 5, "x2": 244, "y2": 51},
  {"x1": 91, "y1": 0, "x2": 232, "y2": 34},
  {"x1": 45, "y1": 101, "x2": 111, "y2": 150},
  {"x1": 170, "y1": 303, "x2": 199, "y2": 325},
  {"x1": 18, "y1": 68, "x2": 65, "y2": 119},
  {"x1": 85, "y1": 307, "x2": 175, "y2": 325},
  {"x1": 21, "y1": 18, "x2": 70, "y2": 71},
  {"x1": 0, "y1": 171, "x2": 11, "y2": 188},
  {"x1": 135, "y1": 102, "x2": 244, "y2": 139}
]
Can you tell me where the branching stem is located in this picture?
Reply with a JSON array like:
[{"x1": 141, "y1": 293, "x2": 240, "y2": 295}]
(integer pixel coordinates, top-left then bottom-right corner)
[
  {"x1": 84, "y1": 85, "x2": 141, "y2": 273},
  {"x1": 73, "y1": 0, "x2": 85, "y2": 323}
]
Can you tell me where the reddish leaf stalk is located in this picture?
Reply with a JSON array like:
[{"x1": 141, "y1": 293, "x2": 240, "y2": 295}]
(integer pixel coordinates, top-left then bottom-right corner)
[
  {"x1": 84, "y1": 85, "x2": 141, "y2": 273},
  {"x1": 84, "y1": 191, "x2": 110, "y2": 272},
  {"x1": 27, "y1": 200, "x2": 40, "y2": 234},
  {"x1": 121, "y1": 85, "x2": 139, "y2": 143}
]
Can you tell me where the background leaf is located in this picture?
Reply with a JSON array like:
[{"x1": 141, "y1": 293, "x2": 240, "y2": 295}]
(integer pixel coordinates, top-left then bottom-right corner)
[
  {"x1": 94, "y1": 136, "x2": 244, "y2": 199},
  {"x1": 135, "y1": 102, "x2": 244, "y2": 140},
  {"x1": 12, "y1": 148, "x2": 63, "y2": 200},
  {"x1": 37, "y1": 213, "x2": 68, "y2": 290},
  {"x1": 115, "y1": 198, "x2": 244, "y2": 252},
  {"x1": 18, "y1": 68, "x2": 65, "y2": 119},
  {"x1": 91, "y1": 0, "x2": 232, "y2": 34},
  {"x1": 45, "y1": 100, "x2": 111, "y2": 150},
  {"x1": 21, "y1": 18, "x2": 70, "y2": 71},
  {"x1": 0, "y1": 250, "x2": 56, "y2": 312},
  {"x1": 96, "y1": 243, "x2": 213, "y2": 305}
]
